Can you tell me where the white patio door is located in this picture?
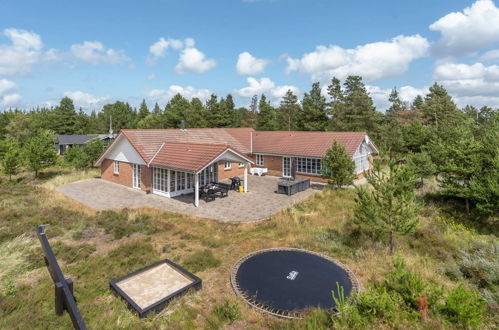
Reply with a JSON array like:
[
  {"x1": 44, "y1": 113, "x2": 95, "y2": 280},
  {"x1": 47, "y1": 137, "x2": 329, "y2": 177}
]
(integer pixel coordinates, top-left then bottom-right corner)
[
  {"x1": 132, "y1": 164, "x2": 141, "y2": 189},
  {"x1": 283, "y1": 157, "x2": 291, "y2": 178}
]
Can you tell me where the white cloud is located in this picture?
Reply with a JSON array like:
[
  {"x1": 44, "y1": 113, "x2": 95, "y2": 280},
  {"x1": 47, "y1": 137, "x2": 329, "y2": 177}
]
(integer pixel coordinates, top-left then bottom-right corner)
[
  {"x1": 147, "y1": 37, "x2": 195, "y2": 63},
  {"x1": 235, "y1": 77, "x2": 299, "y2": 104},
  {"x1": 434, "y1": 62, "x2": 499, "y2": 104},
  {"x1": 147, "y1": 85, "x2": 212, "y2": 104},
  {"x1": 0, "y1": 79, "x2": 22, "y2": 108},
  {"x1": 366, "y1": 85, "x2": 428, "y2": 111},
  {"x1": 174, "y1": 47, "x2": 216, "y2": 74},
  {"x1": 270, "y1": 85, "x2": 299, "y2": 100},
  {"x1": 236, "y1": 77, "x2": 275, "y2": 97},
  {"x1": 286, "y1": 34, "x2": 429, "y2": 83},
  {"x1": 430, "y1": 0, "x2": 499, "y2": 57},
  {"x1": 480, "y1": 49, "x2": 499, "y2": 62},
  {"x1": 0, "y1": 28, "x2": 50, "y2": 75},
  {"x1": 63, "y1": 91, "x2": 107, "y2": 109},
  {"x1": 147, "y1": 73, "x2": 156, "y2": 80},
  {"x1": 236, "y1": 52, "x2": 269, "y2": 75},
  {"x1": 70, "y1": 41, "x2": 130, "y2": 65}
]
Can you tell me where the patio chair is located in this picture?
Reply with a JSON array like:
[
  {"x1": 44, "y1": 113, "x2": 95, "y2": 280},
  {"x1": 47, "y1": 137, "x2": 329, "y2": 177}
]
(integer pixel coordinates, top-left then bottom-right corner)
[
  {"x1": 230, "y1": 177, "x2": 241, "y2": 190},
  {"x1": 199, "y1": 186, "x2": 216, "y2": 202},
  {"x1": 214, "y1": 183, "x2": 230, "y2": 197}
]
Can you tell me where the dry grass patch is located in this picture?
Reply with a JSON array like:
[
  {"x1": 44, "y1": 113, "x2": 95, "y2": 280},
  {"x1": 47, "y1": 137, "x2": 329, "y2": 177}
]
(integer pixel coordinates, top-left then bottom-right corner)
[{"x1": 0, "y1": 174, "x2": 497, "y2": 329}]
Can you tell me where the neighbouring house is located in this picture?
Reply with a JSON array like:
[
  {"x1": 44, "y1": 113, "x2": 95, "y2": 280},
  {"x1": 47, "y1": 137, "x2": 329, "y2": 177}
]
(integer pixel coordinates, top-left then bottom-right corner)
[
  {"x1": 55, "y1": 134, "x2": 116, "y2": 155},
  {"x1": 94, "y1": 128, "x2": 377, "y2": 207}
]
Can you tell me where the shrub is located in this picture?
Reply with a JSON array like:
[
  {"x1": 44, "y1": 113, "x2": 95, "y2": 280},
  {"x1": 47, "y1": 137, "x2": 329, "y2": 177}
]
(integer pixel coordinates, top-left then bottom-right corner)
[
  {"x1": 439, "y1": 284, "x2": 486, "y2": 329},
  {"x1": 457, "y1": 240, "x2": 498, "y2": 289},
  {"x1": 52, "y1": 241, "x2": 96, "y2": 264},
  {"x1": 331, "y1": 282, "x2": 365, "y2": 329},
  {"x1": 383, "y1": 257, "x2": 427, "y2": 309},
  {"x1": 182, "y1": 250, "x2": 220, "y2": 273},
  {"x1": 95, "y1": 211, "x2": 160, "y2": 240},
  {"x1": 356, "y1": 286, "x2": 402, "y2": 322},
  {"x1": 211, "y1": 299, "x2": 240, "y2": 324}
]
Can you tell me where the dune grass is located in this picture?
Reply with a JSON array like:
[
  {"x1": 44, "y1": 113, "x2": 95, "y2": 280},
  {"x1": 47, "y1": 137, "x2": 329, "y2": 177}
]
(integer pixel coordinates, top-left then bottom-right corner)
[{"x1": 0, "y1": 172, "x2": 497, "y2": 329}]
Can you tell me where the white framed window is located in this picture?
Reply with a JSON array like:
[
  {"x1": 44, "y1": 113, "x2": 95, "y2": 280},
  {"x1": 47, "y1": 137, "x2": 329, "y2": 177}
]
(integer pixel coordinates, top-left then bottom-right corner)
[
  {"x1": 224, "y1": 161, "x2": 232, "y2": 170},
  {"x1": 296, "y1": 157, "x2": 322, "y2": 175},
  {"x1": 238, "y1": 162, "x2": 244, "y2": 167},
  {"x1": 114, "y1": 160, "x2": 119, "y2": 174},
  {"x1": 256, "y1": 154, "x2": 264, "y2": 166}
]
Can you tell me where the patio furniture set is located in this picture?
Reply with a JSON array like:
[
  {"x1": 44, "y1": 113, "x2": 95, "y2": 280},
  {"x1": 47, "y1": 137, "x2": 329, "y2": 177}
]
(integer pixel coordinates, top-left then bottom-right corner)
[
  {"x1": 198, "y1": 177, "x2": 243, "y2": 202},
  {"x1": 277, "y1": 178, "x2": 311, "y2": 196}
]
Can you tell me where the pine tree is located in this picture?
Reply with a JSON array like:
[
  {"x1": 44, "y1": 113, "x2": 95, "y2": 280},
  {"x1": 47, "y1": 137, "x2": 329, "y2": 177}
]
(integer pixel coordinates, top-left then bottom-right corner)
[
  {"x1": 386, "y1": 87, "x2": 405, "y2": 119},
  {"x1": 278, "y1": 89, "x2": 299, "y2": 131},
  {"x1": 249, "y1": 95, "x2": 258, "y2": 113},
  {"x1": 152, "y1": 102, "x2": 162, "y2": 116},
  {"x1": 327, "y1": 77, "x2": 346, "y2": 130},
  {"x1": 406, "y1": 151, "x2": 436, "y2": 186},
  {"x1": 24, "y1": 129, "x2": 57, "y2": 178},
  {"x1": 421, "y1": 83, "x2": 460, "y2": 128},
  {"x1": 342, "y1": 76, "x2": 380, "y2": 134},
  {"x1": 428, "y1": 118, "x2": 480, "y2": 213},
  {"x1": 256, "y1": 94, "x2": 278, "y2": 130},
  {"x1": 98, "y1": 101, "x2": 137, "y2": 131},
  {"x1": 74, "y1": 108, "x2": 90, "y2": 134},
  {"x1": 299, "y1": 82, "x2": 328, "y2": 131},
  {"x1": 52, "y1": 97, "x2": 77, "y2": 134},
  {"x1": 163, "y1": 94, "x2": 191, "y2": 128},
  {"x1": 137, "y1": 99, "x2": 150, "y2": 121},
  {"x1": 1, "y1": 141, "x2": 22, "y2": 181},
  {"x1": 468, "y1": 114, "x2": 499, "y2": 215},
  {"x1": 189, "y1": 98, "x2": 208, "y2": 128},
  {"x1": 321, "y1": 141, "x2": 356, "y2": 188},
  {"x1": 411, "y1": 95, "x2": 424, "y2": 109},
  {"x1": 354, "y1": 156, "x2": 420, "y2": 254}
]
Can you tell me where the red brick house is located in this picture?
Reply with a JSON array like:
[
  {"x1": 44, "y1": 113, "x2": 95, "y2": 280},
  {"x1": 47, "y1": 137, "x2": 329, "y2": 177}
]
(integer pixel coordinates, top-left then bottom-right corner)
[{"x1": 95, "y1": 128, "x2": 377, "y2": 206}]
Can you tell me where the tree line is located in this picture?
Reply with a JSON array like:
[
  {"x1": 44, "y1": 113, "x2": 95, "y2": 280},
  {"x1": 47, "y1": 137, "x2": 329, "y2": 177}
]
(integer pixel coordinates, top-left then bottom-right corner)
[{"x1": 0, "y1": 75, "x2": 497, "y2": 219}]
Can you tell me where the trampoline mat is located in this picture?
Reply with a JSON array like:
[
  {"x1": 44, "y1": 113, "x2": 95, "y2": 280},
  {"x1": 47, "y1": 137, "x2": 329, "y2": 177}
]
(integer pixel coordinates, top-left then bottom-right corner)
[{"x1": 233, "y1": 249, "x2": 355, "y2": 314}]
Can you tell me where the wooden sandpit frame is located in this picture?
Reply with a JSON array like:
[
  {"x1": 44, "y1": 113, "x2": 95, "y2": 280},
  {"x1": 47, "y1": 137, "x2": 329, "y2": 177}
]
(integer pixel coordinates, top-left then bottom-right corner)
[{"x1": 110, "y1": 259, "x2": 202, "y2": 318}]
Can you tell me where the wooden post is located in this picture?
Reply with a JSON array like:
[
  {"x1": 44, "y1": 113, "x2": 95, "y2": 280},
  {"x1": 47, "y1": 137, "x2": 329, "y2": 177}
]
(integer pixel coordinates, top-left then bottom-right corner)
[
  {"x1": 244, "y1": 164, "x2": 248, "y2": 193},
  {"x1": 194, "y1": 172, "x2": 199, "y2": 207},
  {"x1": 55, "y1": 282, "x2": 64, "y2": 315}
]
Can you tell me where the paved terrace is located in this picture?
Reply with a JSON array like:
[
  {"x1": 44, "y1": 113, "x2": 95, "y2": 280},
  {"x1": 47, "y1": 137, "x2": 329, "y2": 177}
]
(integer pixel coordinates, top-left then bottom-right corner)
[{"x1": 56, "y1": 175, "x2": 324, "y2": 222}]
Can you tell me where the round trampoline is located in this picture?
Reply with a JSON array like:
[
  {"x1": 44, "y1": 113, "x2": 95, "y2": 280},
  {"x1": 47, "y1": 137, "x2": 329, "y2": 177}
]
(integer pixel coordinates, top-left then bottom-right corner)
[{"x1": 230, "y1": 248, "x2": 360, "y2": 319}]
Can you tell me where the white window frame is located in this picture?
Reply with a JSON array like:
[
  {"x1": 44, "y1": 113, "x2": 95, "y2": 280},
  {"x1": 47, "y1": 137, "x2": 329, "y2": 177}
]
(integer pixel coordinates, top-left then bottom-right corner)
[
  {"x1": 295, "y1": 157, "x2": 322, "y2": 175},
  {"x1": 224, "y1": 161, "x2": 232, "y2": 170},
  {"x1": 132, "y1": 164, "x2": 141, "y2": 189},
  {"x1": 256, "y1": 154, "x2": 264, "y2": 166},
  {"x1": 238, "y1": 162, "x2": 244, "y2": 167},
  {"x1": 114, "y1": 160, "x2": 119, "y2": 174}
]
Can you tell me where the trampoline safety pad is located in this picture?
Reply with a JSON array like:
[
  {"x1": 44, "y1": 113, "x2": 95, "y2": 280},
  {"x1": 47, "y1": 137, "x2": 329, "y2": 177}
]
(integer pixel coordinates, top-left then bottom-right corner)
[{"x1": 230, "y1": 248, "x2": 360, "y2": 319}]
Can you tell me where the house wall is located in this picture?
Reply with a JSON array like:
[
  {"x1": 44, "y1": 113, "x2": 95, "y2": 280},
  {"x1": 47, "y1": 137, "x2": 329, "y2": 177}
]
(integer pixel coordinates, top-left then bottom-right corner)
[
  {"x1": 101, "y1": 159, "x2": 153, "y2": 191},
  {"x1": 218, "y1": 161, "x2": 245, "y2": 180},
  {"x1": 101, "y1": 159, "x2": 133, "y2": 188}
]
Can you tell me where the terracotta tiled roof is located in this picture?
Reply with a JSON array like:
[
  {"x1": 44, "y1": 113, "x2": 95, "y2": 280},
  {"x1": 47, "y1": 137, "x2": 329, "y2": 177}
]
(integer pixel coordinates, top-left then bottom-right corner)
[
  {"x1": 118, "y1": 128, "x2": 369, "y2": 166},
  {"x1": 121, "y1": 128, "x2": 252, "y2": 163},
  {"x1": 251, "y1": 131, "x2": 367, "y2": 157},
  {"x1": 150, "y1": 142, "x2": 233, "y2": 172}
]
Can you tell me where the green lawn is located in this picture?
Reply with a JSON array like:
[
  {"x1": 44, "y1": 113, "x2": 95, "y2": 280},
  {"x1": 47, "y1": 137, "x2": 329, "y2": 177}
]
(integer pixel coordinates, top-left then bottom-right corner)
[{"x1": 0, "y1": 170, "x2": 497, "y2": 329}]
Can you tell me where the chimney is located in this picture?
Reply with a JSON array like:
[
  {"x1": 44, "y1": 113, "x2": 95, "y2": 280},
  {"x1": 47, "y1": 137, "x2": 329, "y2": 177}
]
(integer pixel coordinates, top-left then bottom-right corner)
[{"x1": 180, "y1": 120, "x2": 185, "y2": 131}]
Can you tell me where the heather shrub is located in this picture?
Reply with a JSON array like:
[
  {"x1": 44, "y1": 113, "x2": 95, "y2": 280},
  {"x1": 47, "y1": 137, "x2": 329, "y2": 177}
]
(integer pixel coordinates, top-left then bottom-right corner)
[{"x1": 439, "y1": 284, "x2": 486, "y2": 329}]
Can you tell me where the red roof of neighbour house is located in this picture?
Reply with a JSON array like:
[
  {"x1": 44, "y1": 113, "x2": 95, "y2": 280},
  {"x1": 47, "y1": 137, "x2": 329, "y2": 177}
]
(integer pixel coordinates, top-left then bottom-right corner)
[
  {"x1": 150, "y1": 142, "x2": 237, "y2": 172},
  {"x1": 251, "y1": 131, "x2": 368, "y2": 157}
]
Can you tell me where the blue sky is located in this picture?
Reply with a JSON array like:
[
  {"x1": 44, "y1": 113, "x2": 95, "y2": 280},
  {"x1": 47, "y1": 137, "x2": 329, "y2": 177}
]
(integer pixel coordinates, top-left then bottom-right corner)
[{"x1": 1, "y1": 0, "x2": 499, "y2": 112}]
